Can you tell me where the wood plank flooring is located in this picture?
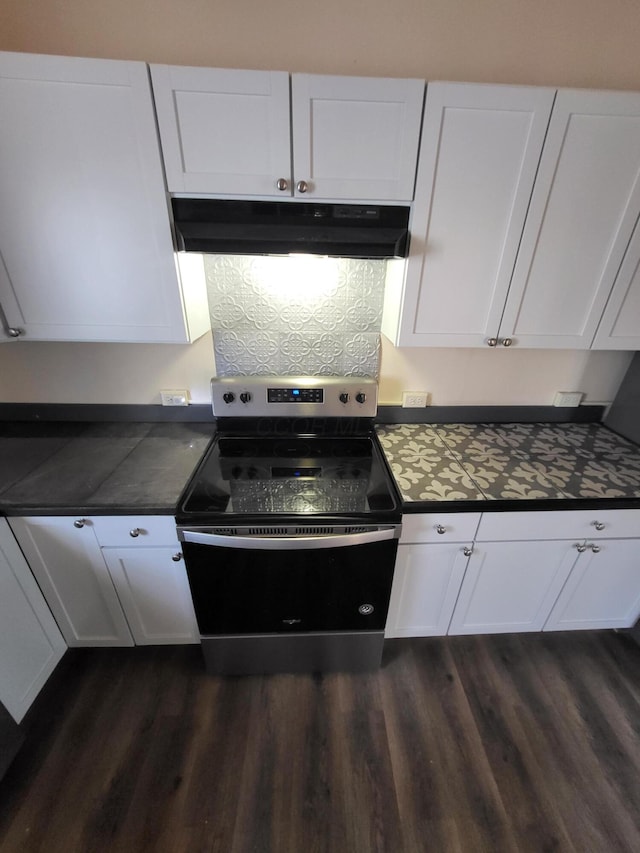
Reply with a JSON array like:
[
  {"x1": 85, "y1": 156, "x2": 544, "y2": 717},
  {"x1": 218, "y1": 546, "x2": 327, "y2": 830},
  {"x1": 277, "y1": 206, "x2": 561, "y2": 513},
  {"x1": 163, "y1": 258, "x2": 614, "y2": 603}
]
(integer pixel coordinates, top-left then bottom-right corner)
[{"x1": 1, "y1": 632, "x2": 639, "y2": 853}]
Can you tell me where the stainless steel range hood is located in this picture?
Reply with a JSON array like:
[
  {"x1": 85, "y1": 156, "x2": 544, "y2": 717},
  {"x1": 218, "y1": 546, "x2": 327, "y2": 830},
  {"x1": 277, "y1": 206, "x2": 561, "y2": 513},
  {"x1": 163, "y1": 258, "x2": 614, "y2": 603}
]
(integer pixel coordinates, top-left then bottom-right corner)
[{"x1": 171, "y1": 199, "x2": 410, "y2": 259}]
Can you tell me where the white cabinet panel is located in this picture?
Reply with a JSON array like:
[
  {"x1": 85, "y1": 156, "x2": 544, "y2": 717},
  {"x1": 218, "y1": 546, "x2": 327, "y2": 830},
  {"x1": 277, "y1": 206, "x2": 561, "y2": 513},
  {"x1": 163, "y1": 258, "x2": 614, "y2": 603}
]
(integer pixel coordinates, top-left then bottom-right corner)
[
  {"x1": 151, "y1": 66, "x2": 423, "y2": 202},
  {"x1": 448, "y1": 540, "x2": 577, "y2": 635},
  {"x1": 385, "y1": 542, "x2": 472, "y2": 637},
  {"x1": 151, "y1": 65, "x2": 291, "y2": 196},
  {"x1": 103, "y1": 548, "x2": 198, "y2": 645},
  {"x1": 0, "y1": 519, "x2": 65, "y2": 723},
  {"x1": 544, "y1": 539, "x2": 640, "y2": 630},
  {"x1": 9, "y1": 517, "x2": 134, "y2": 647},
  {"x1": 400, "y1": 512, "x2": 481, "y2": 544},
  {"x1": 291, "y1": 74, "x2": 424, "y2": 201},
  {"x1": 90, "y1": 515, "x2": 179, "y2": 548},
  {"x1": 592, "y1": 214, "x2": 640, "y2": 349},
  {"x1": 501, "y1": 89, "x2": 640, "y2": 348},
  {"x1": 386, "y1": 82, "x2": 554, "y2": 346},
  {"x1": 0, "y1": 51, "x2": 207, "y2": 343},
  {"x1": 476, "y1": 509, "x2": 640, "y2": 542}
]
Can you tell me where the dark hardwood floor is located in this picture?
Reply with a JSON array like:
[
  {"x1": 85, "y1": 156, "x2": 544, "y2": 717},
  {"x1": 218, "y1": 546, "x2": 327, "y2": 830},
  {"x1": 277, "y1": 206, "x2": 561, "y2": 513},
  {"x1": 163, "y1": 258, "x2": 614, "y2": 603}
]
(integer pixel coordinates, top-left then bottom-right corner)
[{"x1": 1, "y1": 632, "x2": 639, "y2": 853}]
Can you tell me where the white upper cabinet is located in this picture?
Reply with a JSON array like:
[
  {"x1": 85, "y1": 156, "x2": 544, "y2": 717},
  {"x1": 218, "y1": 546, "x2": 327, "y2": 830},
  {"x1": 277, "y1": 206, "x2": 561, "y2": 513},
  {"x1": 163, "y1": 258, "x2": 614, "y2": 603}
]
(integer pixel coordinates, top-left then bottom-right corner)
[
  {"x1": 592, "y1": 213, "x2": 640, "y2": 349},
  {"x1": 151, "y1": 66, "x2": 424, "y2": 201},
  {"x1": 290, "y1": 74, "x2": 424, "y2": 201},
  {"x1": 383, "y1": 82, "x2": 555, "y2": 346},
  {"x1": 501, "y1": 89, "x2": 640, "y2": 348},
  {"x1": 151, "y1": 66, "x2": 291, "y2": 197},
  {"x1": 384, "y1": 83, "x2": 640, "y2": 350},
  {"x1": 0, "y1": 51, "x2": 209, "y2": 343}
]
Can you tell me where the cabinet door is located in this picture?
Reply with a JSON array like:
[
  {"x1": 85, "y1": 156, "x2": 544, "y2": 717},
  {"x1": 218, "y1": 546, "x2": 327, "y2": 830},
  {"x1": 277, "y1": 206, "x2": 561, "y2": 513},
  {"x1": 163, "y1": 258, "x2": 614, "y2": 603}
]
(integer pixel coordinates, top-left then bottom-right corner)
[
  {"x1": 385, "y1": 542, "x2": 471, "y2": 637},
  {"x1": 291, "y1": 74, "x2": 424, "y2": 201},
  {"x1": 544, "y1": 539, "x2": 640, "y2": 630},
  {"x1": 387, "y1": 82, "x2": 554, "y2": 346},
  {"x1": 448, "y1": 540, "x2": 577, "y2": 635},
  {"x1": 592, "y1": 215, "x2": 640, "y2": 349},
  {"x1": 500, "y1": 89, "x2": 640, "y2": 348},
  {"x1": 0, "y1": 51, "x2": 200, "y2": 343},
  {"x1": 102, "y1": 547, "x2": 198, "y2": 645},
  {"x1": 151, "y1": 65, "x2": 291, "y2": 196},
  {"x1": 0, "y1": 519, "x2": 65, "y2": 723},
  {"x1": 9, "y1": 517, "x2": 133, "y2": 647}
]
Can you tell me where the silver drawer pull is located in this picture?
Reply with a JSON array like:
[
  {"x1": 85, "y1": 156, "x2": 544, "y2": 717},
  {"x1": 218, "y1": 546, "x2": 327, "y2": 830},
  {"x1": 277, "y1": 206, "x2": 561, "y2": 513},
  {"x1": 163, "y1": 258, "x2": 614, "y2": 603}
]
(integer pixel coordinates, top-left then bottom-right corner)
[
  {"x1": 575, "y1": 543, "x2": 587, "y2": 553},
  {"x1": 592, "y1": 521, "x2": 605, "y2": 531},
  {"x1": 435, "y1": 524, "x2": 447, "y2": 535},
  {"x1": 172, "y1": 553, "x2": 183, "y2": 562},
  {"x1": 463, "y1": 545, "x2": 473, "y2": 557},
  {"x1": 73, "y1": 518, "x2": 86, "y2": 529},
  {"x1": 590, "y1": 544, "x2": 601, "y2": 553}
]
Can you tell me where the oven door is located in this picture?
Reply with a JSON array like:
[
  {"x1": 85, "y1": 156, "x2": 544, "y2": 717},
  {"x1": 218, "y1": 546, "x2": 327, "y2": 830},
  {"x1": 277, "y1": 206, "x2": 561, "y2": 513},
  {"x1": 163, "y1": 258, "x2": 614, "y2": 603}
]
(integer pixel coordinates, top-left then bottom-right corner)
[{"x1": 180, "y1": 526, "x2": 400, "y2": 636}]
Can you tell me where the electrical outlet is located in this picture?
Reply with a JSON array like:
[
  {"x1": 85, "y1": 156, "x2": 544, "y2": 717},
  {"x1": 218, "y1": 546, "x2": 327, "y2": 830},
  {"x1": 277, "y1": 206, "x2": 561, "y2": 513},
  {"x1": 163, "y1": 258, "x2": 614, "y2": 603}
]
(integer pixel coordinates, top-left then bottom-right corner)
[
  {"x1": 402, "y1": 391, "x2": 430, "y2": 408},
  {"x1": 160, "y1": 389, "x2": 190, "y2": 407},
  {"x1": 553, "y1": 391, "x2": 583, "y2": 408}
]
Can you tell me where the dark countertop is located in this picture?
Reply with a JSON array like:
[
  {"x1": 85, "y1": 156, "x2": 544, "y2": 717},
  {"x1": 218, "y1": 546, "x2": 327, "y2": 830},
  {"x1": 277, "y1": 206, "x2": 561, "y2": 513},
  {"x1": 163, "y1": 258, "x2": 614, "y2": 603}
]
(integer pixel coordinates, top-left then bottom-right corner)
[
  {"x1": 1, "y1": 419, "x2": 639, "y2": 517},
  {"x1": 376, "y1": 422, "x2": 640, "y2": 512},
  {"x1": 0, "y1": 422, "x2": 213, "y2": 516}
]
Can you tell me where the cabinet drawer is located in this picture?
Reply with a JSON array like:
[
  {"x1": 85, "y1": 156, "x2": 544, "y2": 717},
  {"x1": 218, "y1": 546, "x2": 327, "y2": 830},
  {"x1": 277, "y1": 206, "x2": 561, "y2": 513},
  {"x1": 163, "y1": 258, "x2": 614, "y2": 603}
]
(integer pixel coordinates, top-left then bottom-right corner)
[
  {"x1": 476, "y1": 509, "x2": 640, "y2": 542},
  {"x1": 89, "y1": 516, "x2": 179, "y2": 548},
  {"x1": 400, "y1": 513, "x2": 481, "y2": 544}
]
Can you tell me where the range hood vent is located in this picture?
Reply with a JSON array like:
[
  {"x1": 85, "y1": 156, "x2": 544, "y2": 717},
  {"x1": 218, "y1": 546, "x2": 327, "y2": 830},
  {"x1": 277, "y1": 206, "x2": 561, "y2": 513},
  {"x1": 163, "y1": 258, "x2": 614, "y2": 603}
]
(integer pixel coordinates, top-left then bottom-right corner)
[{"x1": 171, "y1": 199, "x2": 410, "y2": 259}]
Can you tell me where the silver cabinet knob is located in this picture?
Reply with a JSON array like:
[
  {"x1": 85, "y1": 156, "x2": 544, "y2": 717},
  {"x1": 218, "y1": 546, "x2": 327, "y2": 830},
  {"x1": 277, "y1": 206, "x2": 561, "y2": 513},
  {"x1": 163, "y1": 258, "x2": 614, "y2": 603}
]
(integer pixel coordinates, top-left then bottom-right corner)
[
  {"x1": 487, "y1": 338, "x2": 498, "y2": 347},
  {"x1": 435, "y1": 524, "x2": 446, "y2": 535},
  {"x1": 590, "y1": 544, "x2": 601, "y2": 553},
  {"x1": 463, "y1": 545, "x2": 473, "y2": 557},
  {"x1": 501, "y1": 338, "x2": 513, "y2": 347},
  {"x1": 73, "y1": 518, "x2": 86, "y2": 529},
  {"x1": 7, "y1": 327, "x2": 23, "y2": 338},
  {"x1": 172, "y1": 553, "x2": 183, "y2": 562},
  {"x1": 276, "y1": 178, "x2": 288, "y2": 191},
  {"x1": 592, "y1": 521, "x2": 605, "y2": 531},
  {"x1": 296, "y1": 180, "x2": 309, "y2": 193},
  {"x1": 575, "y1": 543, "x2": 587, "y2": 553},
  {"x1": 129, "y1": 528, "x2": 141, "y2": 538}
]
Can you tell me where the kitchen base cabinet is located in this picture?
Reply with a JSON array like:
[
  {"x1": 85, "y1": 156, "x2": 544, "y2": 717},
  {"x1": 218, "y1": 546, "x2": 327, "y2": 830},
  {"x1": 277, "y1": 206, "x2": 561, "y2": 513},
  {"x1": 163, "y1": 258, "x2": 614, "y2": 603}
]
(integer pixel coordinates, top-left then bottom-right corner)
[
  {"x1": 9, "y1": 517, "x2": 134, "y2": 647},
  {"x1": 385, "y1": 542, "x2": 472, "y2": 637},
  {"x1": 447, "y1": 540, "x2": 576, "y2": 635},
  {"x1": 9, "y1": 516, "x2": 198, "y2": 648},
  {"x1": 102, "y1": 547, "x2": 198, "y2": 645},
  {"x1": 544, "y1": 538, "x2": 640, "y2": 631},
  {"x1": 385, "y1": 512, "x2": 480, "y2": 637},
  {"x1": 0, "y1": 519, "x2": 65, "y2": 723}
]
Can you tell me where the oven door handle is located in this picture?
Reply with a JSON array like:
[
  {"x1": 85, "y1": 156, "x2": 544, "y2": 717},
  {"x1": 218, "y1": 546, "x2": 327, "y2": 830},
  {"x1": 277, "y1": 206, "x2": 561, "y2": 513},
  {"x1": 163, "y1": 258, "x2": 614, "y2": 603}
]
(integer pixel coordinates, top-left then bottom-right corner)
[{"x1": 180, "y1": 528, "x2": 399, "y2": 550}]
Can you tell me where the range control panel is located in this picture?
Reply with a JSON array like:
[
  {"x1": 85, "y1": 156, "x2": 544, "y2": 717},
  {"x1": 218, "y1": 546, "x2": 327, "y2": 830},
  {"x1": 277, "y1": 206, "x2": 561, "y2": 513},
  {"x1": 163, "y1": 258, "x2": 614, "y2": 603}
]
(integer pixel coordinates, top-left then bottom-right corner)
[{"x1": 211, "y1": 376, "x2": 378, "y2": 418}]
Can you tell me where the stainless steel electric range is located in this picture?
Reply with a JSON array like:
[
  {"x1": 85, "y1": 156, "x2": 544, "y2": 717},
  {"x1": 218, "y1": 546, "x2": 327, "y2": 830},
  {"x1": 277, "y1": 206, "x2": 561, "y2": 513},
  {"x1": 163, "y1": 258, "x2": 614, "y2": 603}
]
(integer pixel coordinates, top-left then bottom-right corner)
[{"x1": 176, "y1": 376, "x2": 402, "y2": 676}]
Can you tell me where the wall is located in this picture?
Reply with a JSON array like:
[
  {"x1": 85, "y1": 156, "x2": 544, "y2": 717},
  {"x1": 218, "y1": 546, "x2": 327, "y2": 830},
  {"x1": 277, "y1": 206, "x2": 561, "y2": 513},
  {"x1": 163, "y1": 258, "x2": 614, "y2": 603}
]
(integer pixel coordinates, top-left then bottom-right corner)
[{"x1": 0, "y1": 0, "x2": 638, "y2": 406}]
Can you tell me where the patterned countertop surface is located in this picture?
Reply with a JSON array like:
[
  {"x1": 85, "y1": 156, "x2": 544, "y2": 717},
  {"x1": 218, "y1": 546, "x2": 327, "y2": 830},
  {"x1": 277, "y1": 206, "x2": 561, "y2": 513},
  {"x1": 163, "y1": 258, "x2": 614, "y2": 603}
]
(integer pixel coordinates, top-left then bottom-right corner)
[{"x1": 376, "y1": 423, "x2": 640, "y2": 508}]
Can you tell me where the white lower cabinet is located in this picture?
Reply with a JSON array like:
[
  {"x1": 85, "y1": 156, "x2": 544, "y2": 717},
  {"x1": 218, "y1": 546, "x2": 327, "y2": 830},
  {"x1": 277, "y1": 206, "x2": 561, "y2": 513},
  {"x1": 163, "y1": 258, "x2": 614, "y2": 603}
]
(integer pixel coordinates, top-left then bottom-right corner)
[
  {"x1": 544, "y1": 538, "x2": 640, "y2": 631},
  {"x1": 9, "y1": 516, "x2": 198, "y2": 648},
  {"x1": 0, "y1": 518, "x2": 66, "y2": 722},
  {"x1": 388, "y1": 509, "x2": 640, "y2": 638},
  {"x1": 448, "y1": 540, "x2": 577, "y2": 635},
  {"x1": 385, "y1": 513, "x2": 480, "y2": 637}
]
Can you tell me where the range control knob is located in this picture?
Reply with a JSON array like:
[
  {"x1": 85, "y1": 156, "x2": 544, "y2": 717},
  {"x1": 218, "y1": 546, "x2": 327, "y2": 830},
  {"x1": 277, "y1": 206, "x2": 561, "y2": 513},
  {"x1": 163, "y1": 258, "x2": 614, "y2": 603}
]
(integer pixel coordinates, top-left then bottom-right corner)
[
  {"x1": 222, "y1": 392, "x2": 235, "y2": 404},
  {"x1": 355, "y1": 392, "x2": 366, "y2": 404},
  {"x1": 239, "y1": 391, "x2": 252, "y2": 404},
  {"x1": 339, "y1": 392, "x2": 350, "y2": 404}
]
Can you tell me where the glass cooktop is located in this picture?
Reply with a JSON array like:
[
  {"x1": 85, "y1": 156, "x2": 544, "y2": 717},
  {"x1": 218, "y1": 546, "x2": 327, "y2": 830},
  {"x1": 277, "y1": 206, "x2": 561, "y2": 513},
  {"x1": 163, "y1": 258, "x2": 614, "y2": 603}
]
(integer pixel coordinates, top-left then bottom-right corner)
[{"x1": 177, "y1": 434, "x2": 401, "y2": 520}]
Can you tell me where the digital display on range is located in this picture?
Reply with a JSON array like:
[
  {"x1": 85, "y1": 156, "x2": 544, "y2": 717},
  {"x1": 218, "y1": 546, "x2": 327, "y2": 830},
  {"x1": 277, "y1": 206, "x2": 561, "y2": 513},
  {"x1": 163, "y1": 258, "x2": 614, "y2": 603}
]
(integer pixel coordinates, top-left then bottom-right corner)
[{"x1": 267, "y1": 388, "x2": 324, "y2": 403}]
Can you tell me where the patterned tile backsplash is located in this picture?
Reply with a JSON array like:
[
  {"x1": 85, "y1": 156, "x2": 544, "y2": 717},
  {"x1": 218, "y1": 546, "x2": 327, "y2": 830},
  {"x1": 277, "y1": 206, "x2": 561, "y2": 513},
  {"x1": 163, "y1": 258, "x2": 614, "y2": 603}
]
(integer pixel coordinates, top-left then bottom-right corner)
[{"x1": 204, "y1": 255, "x2": 386, "y2": 378}]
